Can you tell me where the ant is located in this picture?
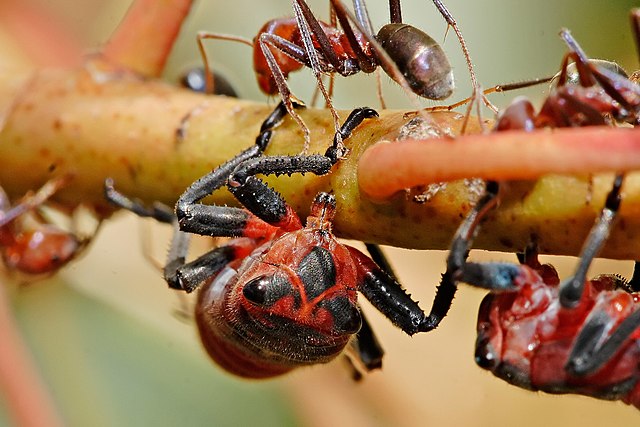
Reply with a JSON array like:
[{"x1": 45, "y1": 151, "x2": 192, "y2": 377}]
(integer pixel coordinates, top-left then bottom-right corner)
[
  {"x1": 0, "y1": 177, "x2": 94, "y2": 277},
  {"x1": 105, "y1": 101, "x2": 434, "y2": 379},
  {"x1": 420, "y1": 14, "x2": 640, "y2": 332},
  {"x1": 197, "y1": 0, "x2": 489, "y2": 152}
]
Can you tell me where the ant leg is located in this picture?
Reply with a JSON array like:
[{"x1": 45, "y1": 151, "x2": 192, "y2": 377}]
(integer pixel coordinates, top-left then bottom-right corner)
[
  {"x1": 353, "y1": 0, "x2": 376, "y2": 36},
  {"x1": 589, "y1": 64, "x2": 640, "y2": 116},
  {"x1": 560, "y1": 173, "x2": 624, "y2": 308},
  {"x1": 293, "y1": 0, "x2": 370, "y2": 148},
  {"x1": 258, "y1": 35, "x2": 313, "y2": 153},
  {"x1": 388, "y1": 0, "x2": 402, "y2": 23},
  {"x1": 297, "y1": 0, "x2": 369, "y2": 72},
  {"x1": 333, "y1": 0, "x2": 379, "y2": 74},
  {"x1": 351, "y1": 0, "x2": 387, "y2": 111},
  {"x1": 258, "y1": 0, "x2": 362, "y2": 152},
  {"x1": 423, "y1": 180, "x2": 501, "y2": 330},
  {"x1": 430, "y1": 0, "x2": 497, "y2": 117},
  {"x1": 333, "y1": 0, "x2": 391, "y2": 117},
  {"x1": 565, "y1": 297, "x2": 640, "y2": 377},
  {"x1": 374, "y1": 69, "x2": 387, "y2": 109},
  {"x1": 332, "y1": 0, "x2": 440, "y2": 128},
  {"x1": 433, "y1": 0, "x2": 497, "y2": 101},
  {"x1": 327, "y1": 74, "x2": 336, "y2": 108},
  {"x1": 632, "y1": 9, "x2": 640, "y2": 64},
  {"x1": 309, "y1": 74, "x2": 334, "y2": 108},
  {"x1": 196, "y1": 31, "x2": 253, "y2": 94},
  {"x1": 424, "y1": 76, "x2": 554, "y2": 113}
]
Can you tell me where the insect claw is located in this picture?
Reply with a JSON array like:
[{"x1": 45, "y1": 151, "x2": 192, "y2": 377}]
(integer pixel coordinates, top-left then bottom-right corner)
[{"x1": 419, "y1": 316, "x2": 438, "y2": 332}]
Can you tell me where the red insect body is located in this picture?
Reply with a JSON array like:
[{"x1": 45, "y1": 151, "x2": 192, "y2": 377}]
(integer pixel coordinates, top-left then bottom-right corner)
[
  {"x1": 195, "y1": 195, "x2": 366, "y2": 378},
  {"x1": 0, "y1": 226, "x2": 79, "y2": 276},
  {"x1": 476, "y1": 263, "x2": 640, "y2": 408},
  {"x1": 107, "y1": 105, "x2": 426, "y2": 380},
  {"x1": 253, "y1": 17, "x2": 368, "y2": 95},
  {"x1": 253, "y1": 18, "x2": 304, "y2": 95},
  {"x1": 0, "y1": 178, "x2": 91, "y2": 277},
  {"x1": 358, "y1": 29, "x2": 640, "y2": 199}
]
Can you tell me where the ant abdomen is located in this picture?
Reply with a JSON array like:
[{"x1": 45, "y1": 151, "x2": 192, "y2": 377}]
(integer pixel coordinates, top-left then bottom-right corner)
[{"x1": 376, "y1": 23, "x2": 454, "y2": 100}]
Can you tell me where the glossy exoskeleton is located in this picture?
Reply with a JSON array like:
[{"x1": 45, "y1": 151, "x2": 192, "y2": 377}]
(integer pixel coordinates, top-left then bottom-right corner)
[
  {"x1": 468, "y1": 176, "x2": 640, "y2": 410},
  {"x1": 412, "y1": 10, "x2": 640, "y2": 408},
  {"x1": 420, "y1": 17, "x2": 640, "y2": 332},
  {"x1": 197, "y1": 0, "x2": 482, "y2": 149},
  {"x1": 179, "y1": 67, "x2": 238, "y2": 98},
  {"x1": 105, "y1": 102, "x2": 432, "y2": 378},
  {"x1": 0, "y1": 177, "x2": 92, "y2": 276}
]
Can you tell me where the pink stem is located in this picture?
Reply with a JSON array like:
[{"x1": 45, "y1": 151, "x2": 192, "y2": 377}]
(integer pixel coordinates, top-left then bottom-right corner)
[
  {"x1": 102, "y1": 0, "x2": 195, "y2": 77},
  {"x1": 0, "y1": 283, "x2": 64, "y2": 427},
  {"x1": 358, "y1": 126, "x2": 640, "y2": 200},
  {"x1": 0, "y1": 0, "x2": 82, "y2": 66}
]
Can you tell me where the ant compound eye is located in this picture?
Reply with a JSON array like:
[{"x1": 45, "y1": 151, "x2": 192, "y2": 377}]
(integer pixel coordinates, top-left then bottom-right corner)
[{"x1": 242, "y1": 274, "x2": 293, "y2": 307}]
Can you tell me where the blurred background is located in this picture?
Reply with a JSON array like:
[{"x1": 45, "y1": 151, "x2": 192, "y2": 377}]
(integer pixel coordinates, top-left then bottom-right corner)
[{"x1": 1, "y1": 0, "x2": 640, "y2": 426}]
